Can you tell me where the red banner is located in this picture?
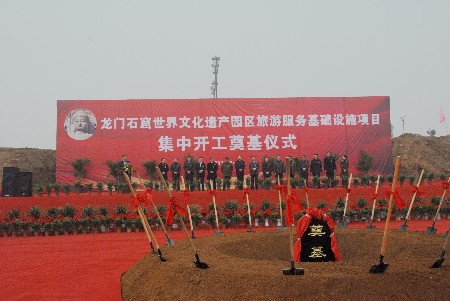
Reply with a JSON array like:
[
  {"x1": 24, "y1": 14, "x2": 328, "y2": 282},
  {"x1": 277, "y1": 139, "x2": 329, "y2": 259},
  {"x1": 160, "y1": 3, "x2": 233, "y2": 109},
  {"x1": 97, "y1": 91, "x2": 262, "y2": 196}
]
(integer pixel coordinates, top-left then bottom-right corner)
[{"x1": 56, "y1": 97, "x2": 391, "y2": 183}]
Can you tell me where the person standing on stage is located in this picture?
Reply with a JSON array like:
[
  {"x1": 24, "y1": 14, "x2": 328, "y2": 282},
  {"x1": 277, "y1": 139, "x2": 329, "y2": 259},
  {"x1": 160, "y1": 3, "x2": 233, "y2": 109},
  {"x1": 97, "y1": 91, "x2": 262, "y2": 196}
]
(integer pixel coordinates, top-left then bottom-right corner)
[
  {"x1": 299, "y1": 155, "x2": 309, "y2": 186},
  {"x1": 170, "y1": 158, "x2": 181, "y2": 191},
  {"x1": 262, "y1": 156, "x2": 273, "y2": 189},
  {"x1": 158, "y1": 158, "x2": 169, "y2": 190},
  {"x1": 340, "y1": 155, "x2": 350, "y2": 187},
  {"x1": 310, "y1": 154, "x2": 322, "y2": 187},
  {"x1": 183, "y1": 156, "x2": 195, "y2": 191},
  {"x1": 323, "y1": 151, "x2": 337, "y2": 187},
  {"x1": 235, "y1": 155, "x2": 245, "y2": 190},
  {"x1": 195, "y1": 157, "x2": 206, "y2": 191},
  {"x1": 118, "y1": 154, "x2": 133, "y2": 178},
  {"x1": 207, "y1": 157, "x2": 218, "y2": 190},
  {"x1": 273, "y1": 155, "x2": 285, "y2": 185},
  {"x1": 249, "y1": 155, "x2": 259, "y2": 190},
  {"x1": 221, "y1": 157, "x2": 233, "y2": 190},
  {"x1": 289, "y1": 156, "x2": 296, "y2": 179}
]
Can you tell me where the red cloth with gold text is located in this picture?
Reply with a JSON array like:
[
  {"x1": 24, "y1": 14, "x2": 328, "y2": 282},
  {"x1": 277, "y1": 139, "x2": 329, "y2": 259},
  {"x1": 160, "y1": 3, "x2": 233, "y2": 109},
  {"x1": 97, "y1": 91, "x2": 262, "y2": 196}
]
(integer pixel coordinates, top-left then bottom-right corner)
[{"x1": 293, "y1": 208, "x2": 342, "y2": 262}]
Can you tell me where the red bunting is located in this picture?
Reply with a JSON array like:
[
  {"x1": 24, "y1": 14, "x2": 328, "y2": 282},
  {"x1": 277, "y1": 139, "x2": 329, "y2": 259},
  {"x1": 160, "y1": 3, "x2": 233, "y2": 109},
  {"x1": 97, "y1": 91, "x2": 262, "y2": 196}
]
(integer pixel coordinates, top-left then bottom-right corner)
[
  {"x1": 412, "y1": 185, "x2": 424, "y2": 198},
  {"x1": 209, "y1": 189, "x2": 217, "y2": 196},
  {"x1": 372, "y1": 193, "x2": 378, "y2": 201},
  {"x1": 165, "y1": 196, "x2": 187, "y2": 226},
  {"x1": 183, "y1": 189, "x2": 190, "y2": 206},
  {"x1": 302, "y1": 186, "x2": 309, "y2": 193},
  {"x1": 346, "y1": 188, "x2": 352, "y2": 194},
  {"x1": 386, "y1": 189, "x2": 406, "y2": 210}
]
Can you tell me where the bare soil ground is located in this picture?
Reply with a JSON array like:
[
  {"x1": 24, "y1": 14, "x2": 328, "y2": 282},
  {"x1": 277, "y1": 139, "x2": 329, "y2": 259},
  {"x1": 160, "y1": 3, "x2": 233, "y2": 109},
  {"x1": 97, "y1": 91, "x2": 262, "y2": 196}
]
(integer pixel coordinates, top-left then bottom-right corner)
[
  {"x1": 392, "y1": 133, "x2": 450, "y2": 176},
  {"x1": 121, "y1": 228, "x2": 449, "y2": 301},
  {"x1": 0, "y1": 147, "x2": 55, "y2": 187}
]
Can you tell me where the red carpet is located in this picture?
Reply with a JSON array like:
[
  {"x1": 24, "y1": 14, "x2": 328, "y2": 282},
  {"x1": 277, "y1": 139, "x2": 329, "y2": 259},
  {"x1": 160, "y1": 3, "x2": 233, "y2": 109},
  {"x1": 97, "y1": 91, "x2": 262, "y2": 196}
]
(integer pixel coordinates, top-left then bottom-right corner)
[{"x1": 0, "y1": 220, "x2": 449, "y2": 301}]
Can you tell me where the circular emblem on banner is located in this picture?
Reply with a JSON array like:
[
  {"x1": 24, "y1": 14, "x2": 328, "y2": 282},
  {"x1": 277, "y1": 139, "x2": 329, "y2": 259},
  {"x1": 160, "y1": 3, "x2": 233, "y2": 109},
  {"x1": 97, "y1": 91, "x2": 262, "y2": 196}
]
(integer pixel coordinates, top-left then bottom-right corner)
[{"x1": 64, "y1": 108, "x2": 97, "y2": 141}]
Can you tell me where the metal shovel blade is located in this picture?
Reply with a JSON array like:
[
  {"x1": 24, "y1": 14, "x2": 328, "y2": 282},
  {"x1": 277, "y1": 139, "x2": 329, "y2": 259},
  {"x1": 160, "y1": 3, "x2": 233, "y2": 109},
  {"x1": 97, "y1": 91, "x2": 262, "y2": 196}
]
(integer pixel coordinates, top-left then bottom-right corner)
[
  {"x1": 165, "y1": 234, "x2": 176, "y2": 246},
  {"x1": 214, "y1": 231, "x2": 223, "y2": 236},
  {"x1": 430, "y1": 256, "x2": 445, "y2": 268},
  {"x1": 157, "y1": 249, "x2": 167, "y2": 262},
  {"x1": 398, "y1": 224, "x2": 408, "y2": 231},
  {"x1": 369, "y1": 256, "x2": 389, "y2": 274},
  {"x1": 282, "y1": 261, "x2": 304, "y2": 276},
  {"x1": 443, "y1": 232, "x2": 448, "y2": 239},
  {"x1": 193, "y1": 253, "x2": 209, "y2": 269},
  {"x1": 367, "y1": 225, "x2": 376, "y2": 230},
  {"x1": 425, "y1": 227, "x2": 437, "y2": 235},
  {"x1": 191, "y1": 230, "x2": 196, "y2": 239},
  {"x1": 338, "y1": 221, "x2": 348, "y2": 229}
]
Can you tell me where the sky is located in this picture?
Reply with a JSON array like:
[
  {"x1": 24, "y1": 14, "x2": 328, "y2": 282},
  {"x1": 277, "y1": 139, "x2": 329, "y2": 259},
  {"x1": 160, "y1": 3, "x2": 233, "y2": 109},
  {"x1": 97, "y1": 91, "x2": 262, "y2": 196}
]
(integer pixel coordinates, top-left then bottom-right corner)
[{"x1": 1, "y1": 0, "x2": 449, "y2": 150}]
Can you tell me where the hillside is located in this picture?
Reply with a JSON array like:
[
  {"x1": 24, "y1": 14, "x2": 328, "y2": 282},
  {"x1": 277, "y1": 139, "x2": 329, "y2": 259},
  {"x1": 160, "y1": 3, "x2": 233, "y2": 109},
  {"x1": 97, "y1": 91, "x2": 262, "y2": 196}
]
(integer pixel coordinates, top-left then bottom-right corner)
[
  {"x1": 0, "y1": 147, "x2": 55, "y2": 189},
  {"x1": 0, "y1": 134, "x2": 449, "y2": 189},
  {"x1": 392, "y1": 133, "x2": 450, "y2": 176}
]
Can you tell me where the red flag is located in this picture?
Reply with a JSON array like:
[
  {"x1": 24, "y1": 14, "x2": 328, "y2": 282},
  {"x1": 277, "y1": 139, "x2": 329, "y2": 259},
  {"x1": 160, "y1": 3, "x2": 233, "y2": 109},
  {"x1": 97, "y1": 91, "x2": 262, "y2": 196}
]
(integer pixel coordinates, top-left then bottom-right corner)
[{"x1": 440, "y1": 106, "x2": 446, "y2": 123}]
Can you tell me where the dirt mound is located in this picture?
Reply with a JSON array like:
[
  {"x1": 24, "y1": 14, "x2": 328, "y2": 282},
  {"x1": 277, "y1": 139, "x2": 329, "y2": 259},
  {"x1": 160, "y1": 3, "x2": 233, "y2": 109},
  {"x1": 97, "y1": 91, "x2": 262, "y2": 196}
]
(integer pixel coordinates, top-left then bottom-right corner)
[
  {"x1": 0, "y1": 147, "x2": 55, "y2": 189},
  {"x1": 121, "y1": 229, "x2": 449, "y2": 301},
  {"x1": 392, "y1": 134, "x2": 450, "y2": 176}
]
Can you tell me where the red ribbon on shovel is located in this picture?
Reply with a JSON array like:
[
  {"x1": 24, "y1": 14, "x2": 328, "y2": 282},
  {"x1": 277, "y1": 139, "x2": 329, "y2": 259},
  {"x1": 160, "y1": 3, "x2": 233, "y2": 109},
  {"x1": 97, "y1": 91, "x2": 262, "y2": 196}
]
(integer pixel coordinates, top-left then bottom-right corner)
[
  {"x1": 166, "y1": 196, "x2": 187, "y2": 226},
  {"x1": 386, "y1": 189, "x2": 406, "y2": 210}
]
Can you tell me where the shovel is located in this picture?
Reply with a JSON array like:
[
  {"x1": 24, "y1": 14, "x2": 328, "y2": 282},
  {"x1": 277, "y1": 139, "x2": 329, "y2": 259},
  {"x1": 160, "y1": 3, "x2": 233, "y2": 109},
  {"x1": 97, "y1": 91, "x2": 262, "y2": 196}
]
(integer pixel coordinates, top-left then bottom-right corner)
[
  {"x1": 157, "y1": 167, "x2": 209, "y2": 269},
  {"x1": 243, "y1": 178, "x2": 255, "y2": 233},
  {"x1": 181, "y1": 176, "x2": 196, "y2": 239},
  {"x1": 430, "y1": 230, "x2": 449, "y2": 268},
  {"x1": 338, "y1": 173, "x2": 353, "y2": 228},
  {"x1": 276, "y1": 178, "x2": 285, "y2": 228},
  {"x1": 367, "y1": 175, "x2": 381, "y2": 230},
  {"x1": 210, "y1": 180, "x2": 223, "y2": 236},
  {"x1": 282, "y1": 157, "x2": 304, "y2": 276},
  {"x1": 425, "y1": 178, "x2": 449, "y2": 235},
  {"x1": 400, "y1": 170, "x2": 425, "y2": 231},
  {"x1": 136, "y1": 173, "x2": 175, "y2": 245},
  {"x1": 369, "y1": 156, "x2": 401, "y2": 274},
  {"x1": 124, "y1": 173, "x2": 166, "y2": 262}
]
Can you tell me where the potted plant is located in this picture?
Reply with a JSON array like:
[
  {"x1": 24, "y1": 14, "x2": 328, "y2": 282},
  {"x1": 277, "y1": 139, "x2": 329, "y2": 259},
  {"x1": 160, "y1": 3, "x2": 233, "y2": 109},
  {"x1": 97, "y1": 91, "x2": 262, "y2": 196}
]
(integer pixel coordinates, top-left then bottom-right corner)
[
  {"x1": 62, "y1": 184, "x2": 71, "y2": 195},
  {"x1": 86, "y1": 183, "x2": 94, "y2": 195},
  {"x1": 45, "y1": 184, "x2": 53, "y2": 196},
  {"x1": 73, "y1": 181, "x2": 83, "y2": 195},
  {"x1": 53, "y1": 183, "x2": 61, "y2": 196},
  {"x1": 399, "y1": 175, "x2": 406, "y2": 186},
  {"x1": 36, "y1": 184, "x2": 44, "y2": 197},
  {"x1": 106, "y1": 181, "x2": 115, "y2": 194}
]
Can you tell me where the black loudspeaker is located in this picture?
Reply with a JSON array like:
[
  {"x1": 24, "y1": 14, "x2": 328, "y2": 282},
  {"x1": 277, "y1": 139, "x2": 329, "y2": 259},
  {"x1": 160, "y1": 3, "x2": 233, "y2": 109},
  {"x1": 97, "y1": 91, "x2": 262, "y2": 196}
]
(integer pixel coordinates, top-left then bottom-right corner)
[
  {"x1": 1, "y1": 167, "x2": 19, "y2": 197},
  {"x1": 16, "y1": 172, "x2": 33, "y2": 197}
]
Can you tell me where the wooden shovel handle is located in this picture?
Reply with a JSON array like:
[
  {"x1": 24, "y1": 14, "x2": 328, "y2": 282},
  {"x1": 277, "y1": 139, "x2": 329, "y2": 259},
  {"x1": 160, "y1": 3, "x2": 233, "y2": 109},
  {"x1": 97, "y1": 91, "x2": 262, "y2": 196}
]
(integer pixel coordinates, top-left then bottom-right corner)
[
  {"x1": 135, "y1": 172, "x2": 170, "y2": 235},
  {"x1": 405, "y1": 169, "x2": 425, "y2": 220},
  {"x1": 381, "y1": 156, "x2": 401, "y2": 256},
  {"x1": 433, "y1": 177, "x2": 450, "y2": 222},
  {"x1": 123, "y1": 173, "x2": 160, "y2": 249},
  {"x1": 157, "y1": 167, "x2": 198, "y2": 253}
]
